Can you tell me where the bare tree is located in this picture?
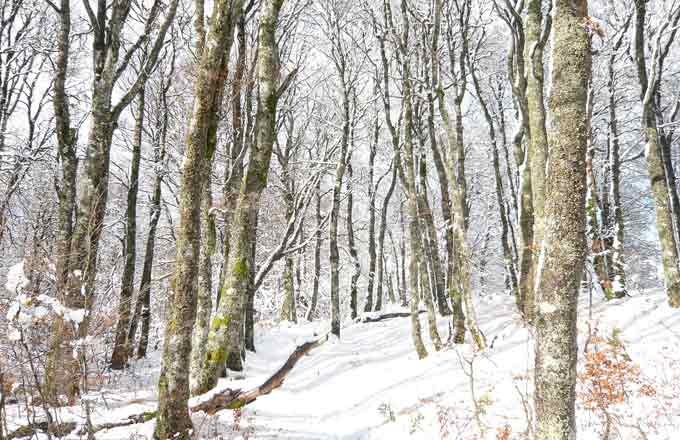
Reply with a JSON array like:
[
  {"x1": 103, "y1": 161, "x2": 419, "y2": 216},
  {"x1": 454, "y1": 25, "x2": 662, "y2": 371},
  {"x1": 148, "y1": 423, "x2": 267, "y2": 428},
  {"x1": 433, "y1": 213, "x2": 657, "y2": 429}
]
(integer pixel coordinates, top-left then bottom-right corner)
[{"x1": 534, "y1": 0, "x2": 591, "y2": 438}]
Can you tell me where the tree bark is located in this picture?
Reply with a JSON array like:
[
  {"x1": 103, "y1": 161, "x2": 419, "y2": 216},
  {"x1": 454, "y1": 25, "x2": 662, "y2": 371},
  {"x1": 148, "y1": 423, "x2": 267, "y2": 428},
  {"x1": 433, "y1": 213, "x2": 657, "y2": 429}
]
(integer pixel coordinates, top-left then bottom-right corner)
[
  {"x1": 190, "y1": 171, "x2": 216, "y2": 393},
  {"x1": 45, "y1": 0, "x2": 78, "y2": 402},
  {"x1": 110, "y1": 88, "x2": 146, "y2": 370},
  {"x1": 634, "y1": 0, "x2": 680, "y2": 308},
  {"x1": 153, "y1": 1, "x2": 241, "y2": 437},
  {"x1": 525, "y1": 0, "x2": 550, "y2": 321},
  {"x1": 606, "y1": 30, "x2": 628, "y2": 298},
  {"x1": 364, "y1": 116, "x2": 378, "y2": 312},
  {"x1": 306, "y1": 177, "x2": 322, "y2": 320},
  {"x1": 196, "y1": 0, "x2": 284, "y2": 394},
  {"x1": 346, "y1": 161, "x2": 361, "y2": 320},
  {"x1": 534, "y1": 1, "x2": 590, "y2": 438},
  {"x1": 374, "y1": 163, "x2": 397, "y2": 311}
]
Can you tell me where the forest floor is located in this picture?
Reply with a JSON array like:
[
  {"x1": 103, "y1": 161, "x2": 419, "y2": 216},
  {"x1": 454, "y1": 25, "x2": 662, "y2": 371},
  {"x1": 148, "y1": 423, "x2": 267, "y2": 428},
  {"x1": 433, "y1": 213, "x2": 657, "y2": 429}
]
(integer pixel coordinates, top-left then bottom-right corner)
[{"x1": 6, "y1": 289, "x2": 680, "y2": 439}]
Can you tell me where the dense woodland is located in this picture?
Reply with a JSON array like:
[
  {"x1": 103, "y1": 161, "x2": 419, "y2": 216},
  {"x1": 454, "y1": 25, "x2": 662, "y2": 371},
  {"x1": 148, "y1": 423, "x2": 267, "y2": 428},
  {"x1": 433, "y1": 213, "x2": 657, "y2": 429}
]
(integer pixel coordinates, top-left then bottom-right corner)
[{"x1": 1, "y1": 0, "x2": 679, "y2": 438}]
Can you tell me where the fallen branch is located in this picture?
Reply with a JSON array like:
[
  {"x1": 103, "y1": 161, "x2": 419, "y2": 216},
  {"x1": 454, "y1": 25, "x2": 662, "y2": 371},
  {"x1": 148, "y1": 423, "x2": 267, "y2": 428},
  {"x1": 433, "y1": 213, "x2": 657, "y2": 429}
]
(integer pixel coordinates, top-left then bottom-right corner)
[
  {"x1": 191, "y1": 333, "x2": 330, "y2": 415},
  {"x1": 19, "y1": 333, "x2": 330, "y2": 437},
  {"x1": 361, "y1": 310, "x2": 426, "y2": 323},
  {"x1": 7, "y1": 422, "x2": 76, "y2": 439},
  {"x1": 75, "y1": 411, "x2": 157, "y2": 435}
]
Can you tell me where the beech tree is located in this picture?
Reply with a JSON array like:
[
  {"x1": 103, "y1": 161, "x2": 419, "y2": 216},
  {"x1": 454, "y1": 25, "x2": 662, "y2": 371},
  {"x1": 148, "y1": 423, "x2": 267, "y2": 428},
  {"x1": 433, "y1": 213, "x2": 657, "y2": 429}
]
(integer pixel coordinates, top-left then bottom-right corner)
[
  {"x1": 534, "y1": 0, "x2": 591, "y2": 438},
  {"x1": 154, "y1": 0, "x2": 243, "y2": 437}
]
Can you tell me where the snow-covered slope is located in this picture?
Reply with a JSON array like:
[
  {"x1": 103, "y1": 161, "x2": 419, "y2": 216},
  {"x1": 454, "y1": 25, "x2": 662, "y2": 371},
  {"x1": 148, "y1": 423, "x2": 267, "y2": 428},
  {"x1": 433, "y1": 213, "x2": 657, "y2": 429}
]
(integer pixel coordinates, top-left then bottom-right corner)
[{"x1": 7, "y1": 290, "x2": 680, "y2": 439}]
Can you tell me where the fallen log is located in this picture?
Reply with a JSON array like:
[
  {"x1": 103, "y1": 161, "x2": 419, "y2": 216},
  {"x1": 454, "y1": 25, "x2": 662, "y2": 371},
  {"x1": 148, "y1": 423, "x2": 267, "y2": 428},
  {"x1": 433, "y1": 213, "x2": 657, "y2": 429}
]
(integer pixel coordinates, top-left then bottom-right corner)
[
  {"x1": 75, "y1": 411, "x2": 157, "y2": 436},
  {"x1": 191, "y1": 333, "x2": 330, "y2": 415},
  {"x1": 6, "y1": 334, "x2": 329, "y2": 437},
  {"x1": 6, "y1": 421, "x2": 76, "y2": 439},
  {"x1": 361, "y1": 310, "x2": 426, "y2": 323}
]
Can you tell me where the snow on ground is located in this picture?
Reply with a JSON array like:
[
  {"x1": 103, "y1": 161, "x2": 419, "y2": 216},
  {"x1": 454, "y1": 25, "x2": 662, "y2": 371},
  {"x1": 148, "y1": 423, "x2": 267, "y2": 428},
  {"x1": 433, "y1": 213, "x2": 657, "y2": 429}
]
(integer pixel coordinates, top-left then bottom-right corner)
[{"x1": 7, "y1": 289, "x2": 680, "y2": 439}]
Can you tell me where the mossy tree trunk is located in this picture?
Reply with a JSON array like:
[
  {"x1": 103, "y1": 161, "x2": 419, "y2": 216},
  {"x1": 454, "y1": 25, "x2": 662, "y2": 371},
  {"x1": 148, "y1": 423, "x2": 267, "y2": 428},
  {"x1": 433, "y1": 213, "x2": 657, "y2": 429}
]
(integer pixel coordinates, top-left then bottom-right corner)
[
  {"x1": 533, "y1": 1, "x2": 590, "y2": 438},
  {"x1": 153, "y1": 0, "x2": 242, "y2": 437},
  {"x1": 46, "y1": 0, "x2": 79, "y2": 403},
  {"x1": 634, "y1": 0, "x2": 680, "y2": 308},
  {"x1": 195, "y1": 0, "x2": 284, "y2": 394},
  {"x1": 189, "y1": 171, "x2": 216, "y2": 393},
  {"x1": 47, "y1": 0, "x2": 178, "y2": 401},
  {"x1": 524, "y1": 0, "x2": 551, "y2": 322}
]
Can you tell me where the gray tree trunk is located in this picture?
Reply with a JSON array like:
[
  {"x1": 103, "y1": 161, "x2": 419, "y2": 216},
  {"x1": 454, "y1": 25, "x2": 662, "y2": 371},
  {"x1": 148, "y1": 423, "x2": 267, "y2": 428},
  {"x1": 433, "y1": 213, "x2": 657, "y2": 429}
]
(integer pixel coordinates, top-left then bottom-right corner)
[
  {"x1": 195, "y1": 0, "x2": 284, "y2": 394},
  {"x1": 634, "y1": 0, "x2": 680, "y2": 308},
  {"x1": 534, "y1": 1, "x2": 590, "y2": 438},
  {"x1": 347, "y1": 161, "x2": 361, "y2": 320},
  {"x1": 374, "y1": 163, "x2": 397, "y2": 311},
  {"x1": 153, "y1": 1, "x2": 241, "y2": 437},
  {"x1": 110, "y1": 89, "x2": 146, "y2": 370},
  {"x1": 306, "y1": 177, "x2": 322, "y2": 320}
]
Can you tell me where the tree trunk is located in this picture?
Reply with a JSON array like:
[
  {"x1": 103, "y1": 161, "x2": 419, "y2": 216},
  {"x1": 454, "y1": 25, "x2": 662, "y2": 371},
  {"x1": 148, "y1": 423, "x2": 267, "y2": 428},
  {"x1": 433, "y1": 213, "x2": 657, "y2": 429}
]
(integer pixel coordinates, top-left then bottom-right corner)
[
  {"x1": 634, "y1": 0, "x2": 680, "y2": 308},
  {"x1": 280, "y1": 178, "x2": 297, "y2": 322},
  {"x1": 469, "y1": 64, "x2": 519, "y2": 303},
  {"x1": 347, "y1": 161, "x2": 361, "y2": 320},
  {"x1": 45, "y1": 0, "x2": 78, "y2": 403},
  {"x1": 110, "y1": 89, "x2": 145, "y2": 370},
  {"x1": 306, "y1": 178, "x2": 322, "y2": 320},
  {"x1": 154, "y1": 1, "x2": 241, "y2": 437},
  {"x1": 534, "y1": 1, "x2": 590, "y2": 438},
  {"x1": 128, "y1": 69, "x2": 171, "y2": 359},
  {"x1": 329, "y1": 73, "x2": 351, "y2": 338},
  {"x1": 365, "y1": 116, "x2": 378, "y2": 312},
  {"x1": 525, "y1": 0, "x2": 550, "y2": 322},
  {"x1": 374, "y1": 163, "x2": 397, "y2": 311},
  {"x1": 244, "y1": 229, "x2": 258, "y2": 352},
  {"x1": 607, "y1": 42, "x2": 627, "y2": 298},
  {"x1": 195, "y1": 0, "x2": 284, "y2": 394},
  {"x1": 190, "y1": 172, "x2": 216, "y2": 394},
  {"x1": 280, "y1": 254, "x2": 297, "y2": 322}
]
